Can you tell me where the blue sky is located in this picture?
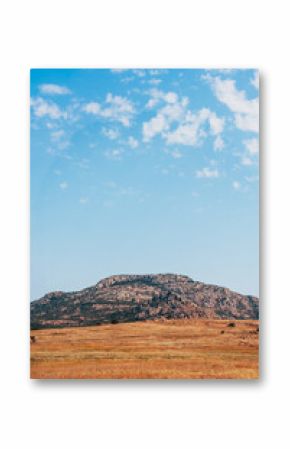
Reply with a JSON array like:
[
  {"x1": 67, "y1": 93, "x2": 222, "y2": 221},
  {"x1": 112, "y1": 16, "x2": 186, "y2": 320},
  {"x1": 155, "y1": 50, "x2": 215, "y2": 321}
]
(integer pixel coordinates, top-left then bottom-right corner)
[{"x1": 30, "y1": 68, "x2": 259, "y2": 300}]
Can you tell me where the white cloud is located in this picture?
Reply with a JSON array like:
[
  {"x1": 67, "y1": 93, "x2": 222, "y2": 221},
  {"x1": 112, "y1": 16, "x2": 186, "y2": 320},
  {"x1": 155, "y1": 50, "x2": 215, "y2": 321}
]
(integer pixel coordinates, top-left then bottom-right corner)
[
  {"x1": 206, "y1": 75, "x2": 259, "y2": 133},
  {"x1": 59, "y1": 181, "x2": 68, "y2": 190},
  {"x1": 208, "y1": 112, "x2": 224, "y2": 135},
  {"x1": 244, "y1": 137, "x2": 259, "y2": 155},
  {"x1": 233, "y1": 181, "x2": 241, "y2": 190},
  {"x1": 102, "y1": 127, "x2": 120, "y2": 140},
  {"x1": 164, "y1": 92, "x2": 178, "y2": 104},
  {"x1": 50, "y1": 129, "x2": 70, "y2": 150},
  {"x1": 239, "y1": 137, "x2": 259, "y2": 166},
  {"x1": 164, "y1": 148, "x2": 183, "y2": 159},
  {"x1": 148, "y1": 79, "x2": 162, "y2": 86},
  {"x1": 132, "y1": 69, "x2": 146, "y2": 77},
  {"x1": 50, "y1": 129, "x2": 65, "y2": 140},
  {"x1": 213, "y1": 135, "x2": 224, "y2": 151},
  {"x1": 235, "y1": 113, "x2": 258, "y2": 133},
  {"x1": 39, "y1": 84, "x2": 71, "y2": 95},
  {"x1": 84, "y1": 102, "x2": 101, "y2": 114},
  {"x1": 196, "y1": 167, "x2": 219, "y2": 178},
  {"x1": 127, "y1": 136, "x2": 139, "y2": 149},
  {"x1": 149, "y1": 69, "x2": 168, "y2": 76},
  {"x1": 104, "y1": 149, "x2": 124, "y2": 160},
  {"x1": 84, "y1": 94, "x2": 135, "y2": 127},
  {"x1": 166, "y1": 122, "x2": 199, "y2": 146},
  {"x1": 145, "y1": 89, "x2": 181, "y2": 109},
  {"x1": 143, "y1": 113, "x2": 169, "y2": 141},
  {"x1": 143, "y1": 90, "x2": 224, "y2": 148},
  {"x1": 241, "y1": 156, "x2": 253, "y2": 166},
  {"x1": 250, "y1": 71, "x2": 259, "y2": 90},
  {"x1": 31, "y1": 97, "x2": 65, "y2": 120},
  {"x1": 146, "y1": 97, "x2": 159, "y2": 109},
  {"x1": 165, "y1": 108, "x2": 223, "y2": 147}
]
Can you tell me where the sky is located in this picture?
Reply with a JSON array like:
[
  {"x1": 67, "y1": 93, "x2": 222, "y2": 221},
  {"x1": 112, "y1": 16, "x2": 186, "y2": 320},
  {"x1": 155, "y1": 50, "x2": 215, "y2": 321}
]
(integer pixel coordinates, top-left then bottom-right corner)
[{"x1": 30, "y1": 68, "x2": 259, "y2": 300}]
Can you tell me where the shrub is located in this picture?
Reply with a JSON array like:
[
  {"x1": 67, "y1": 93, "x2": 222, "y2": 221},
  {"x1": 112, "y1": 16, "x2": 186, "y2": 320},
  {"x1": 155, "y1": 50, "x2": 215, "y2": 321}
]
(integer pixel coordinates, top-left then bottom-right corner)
[{"x1": 227, "y1": 322, "x2": 236, "y2": 328}]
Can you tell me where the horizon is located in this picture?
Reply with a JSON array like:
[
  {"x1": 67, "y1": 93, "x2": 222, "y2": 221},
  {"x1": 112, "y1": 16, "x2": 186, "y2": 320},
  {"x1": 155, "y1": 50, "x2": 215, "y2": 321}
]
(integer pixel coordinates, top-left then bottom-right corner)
[
  {"x1": 31, "y1": 68, "x2": 259, "y2": 300},
  {"x1": 31, "y1": 271, "x2": 259, "y2": 302}
]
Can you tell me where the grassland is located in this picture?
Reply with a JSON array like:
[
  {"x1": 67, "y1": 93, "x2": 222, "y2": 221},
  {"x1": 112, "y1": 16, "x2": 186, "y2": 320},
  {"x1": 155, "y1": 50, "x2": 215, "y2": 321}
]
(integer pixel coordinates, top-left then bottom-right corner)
[{"x1": 30, "y1": 319, "x2": 259, "y2": 379}]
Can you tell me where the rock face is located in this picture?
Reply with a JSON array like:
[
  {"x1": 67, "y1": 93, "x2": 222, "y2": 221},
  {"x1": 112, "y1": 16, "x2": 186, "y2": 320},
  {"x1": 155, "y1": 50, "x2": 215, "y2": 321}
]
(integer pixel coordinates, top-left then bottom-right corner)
[{"x1": 30, "y1": 274, "x2": 259, "y2": 329}]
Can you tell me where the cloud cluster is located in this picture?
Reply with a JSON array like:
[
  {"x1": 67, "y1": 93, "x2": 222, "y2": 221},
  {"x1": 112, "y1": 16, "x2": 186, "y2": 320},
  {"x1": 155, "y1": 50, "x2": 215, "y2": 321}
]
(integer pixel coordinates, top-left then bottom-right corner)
[
  {"x1": 127, "y1": 136, "x2": 139, "y2": 149},
  {"x1": 196, "y1": 167, "x2": 220, "y2": 178},
  {"x1": 39, "y1": 84, "x2": 71, "y2": 95},
  {"x1": 84, "y1": 93, "x2": 135, "y2": 127},
  {"x1": 143, "y1": 89, "x2": 224, "y2": 148},
  {"x1": 104, "y1": 148, "x2": 124, "y2": 160},
  {"x1": 240, "y1": 137, "x2": 259, "y2": 166},
  {"x1": 102, "y1": 127, "x2": 120, "y2": 140},
  {"x1": 205, "y1": 75, "x2": 259, "y2": 133},
  {"x1": 31, "y1": 97, "x2": 66, "y2": 120},
  {"x1": 250, "y1": 71, "x2": 259, "y2": 90}
]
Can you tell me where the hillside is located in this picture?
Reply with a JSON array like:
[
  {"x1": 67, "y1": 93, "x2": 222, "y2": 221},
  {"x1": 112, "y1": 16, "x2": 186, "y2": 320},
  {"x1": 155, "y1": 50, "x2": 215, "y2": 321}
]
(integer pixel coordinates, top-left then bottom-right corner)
[{"x1": 30, "y1": 274, "x2": 259, "y2": 329}]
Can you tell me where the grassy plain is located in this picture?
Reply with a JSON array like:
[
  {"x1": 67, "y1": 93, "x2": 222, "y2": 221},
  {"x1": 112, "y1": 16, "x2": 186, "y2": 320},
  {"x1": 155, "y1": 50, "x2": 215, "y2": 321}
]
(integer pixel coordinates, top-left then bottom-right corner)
[{"x1": 30, "y1": 319, "x2": 259, "y2": 379}]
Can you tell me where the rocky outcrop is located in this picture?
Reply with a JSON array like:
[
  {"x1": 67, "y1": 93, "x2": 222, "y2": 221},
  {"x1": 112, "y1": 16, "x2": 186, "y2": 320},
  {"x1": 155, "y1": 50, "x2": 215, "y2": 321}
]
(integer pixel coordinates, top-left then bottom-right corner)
[{"x1": 30, "y1": 274, "x2": 259, "y2": 329}]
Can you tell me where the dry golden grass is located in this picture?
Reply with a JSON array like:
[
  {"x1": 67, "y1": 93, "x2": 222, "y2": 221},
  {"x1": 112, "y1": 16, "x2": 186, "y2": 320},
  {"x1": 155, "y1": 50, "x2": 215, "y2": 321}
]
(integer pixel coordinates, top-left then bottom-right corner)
[{"x1": 30, "y1": 319, "x2": 259, "y2": 379}]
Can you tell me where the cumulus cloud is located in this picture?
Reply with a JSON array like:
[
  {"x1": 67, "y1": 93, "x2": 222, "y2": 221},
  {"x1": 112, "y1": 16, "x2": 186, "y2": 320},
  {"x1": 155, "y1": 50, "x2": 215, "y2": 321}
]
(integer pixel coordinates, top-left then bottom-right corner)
[
  {"x1": 143, "y1": 113, "x2": 169, "y2": 141},
  {"x1": 50, "y1": 129, "x2": 65, "y2": 140},
  {"x1": 244, "y1": 138, "x2": 259, "y2": 155},
  {"x1": 127, "y1": 136, "x2": 139, "y2": 149},
  {"x1": 213, "y1": 135, "x2": 224, "y2": 151},
  {"x1": 239, "y1": 137, "x2": 259, "y2": 166},
  {"x1": 208, "y1": 112, "x2": 224, "y2": 135},
  {"x1": 241, "y1": 156, "x2": 253, "y2": 166},
  {"x1": 104, "y1": 148, "x2": 124, "y2": 160},
  {"x1": 149, "y1": 69, "x2": 168, "y2": 76},
  {"x1": 102, "y1": 127, "x2": 120, "y2": 140},
  {"x1": 148, "y1": 79, "x2": 162, "y2": 86},
  {"x1": 145, "y1": 89, "x2": 181, "y2": 109},
  {"x1": 143, "y1": 90, "x2": 224, "y2": 148},
  {"x1": 84, "y1": 102, "x2": 101, "y2": 114},
  {"x1": 132, "y1": 69, "x2": 146, "y2": 77},
  {"x1": 84, "y1": 93, "x2": 135, "y2": 127},
  {"x1": 165, "y1": 108, "x2": 224, "y2": 147},
  {"x1": 31, "y1": 97, "x2": 65, "y2": 120},
  {"x1": 250, "y1": 71, "x2": 259, "y2": 90},
  {"x1": 196, "y1": 167, "x2": 219, "y2": 178},
  {"x1": 39, "y1": 84, "x2": 71, "y2": 95},
  {"x1": 205, "y1": 75, "x2": 259, "y2": 133}
]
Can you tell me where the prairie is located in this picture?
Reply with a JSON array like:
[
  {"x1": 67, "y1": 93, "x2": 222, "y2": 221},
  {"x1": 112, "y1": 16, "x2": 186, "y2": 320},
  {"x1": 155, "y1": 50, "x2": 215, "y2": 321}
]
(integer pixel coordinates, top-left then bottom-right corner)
[{"x1": 30, "y1": 319, "x2": 259, "y2": 379}]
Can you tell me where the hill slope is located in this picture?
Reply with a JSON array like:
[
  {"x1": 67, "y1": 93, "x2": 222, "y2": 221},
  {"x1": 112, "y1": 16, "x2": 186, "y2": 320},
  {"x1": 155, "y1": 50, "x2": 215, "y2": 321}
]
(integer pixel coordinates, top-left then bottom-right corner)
[{"x1": 30, "y1": 274, "x2": 259, "y2": 329}]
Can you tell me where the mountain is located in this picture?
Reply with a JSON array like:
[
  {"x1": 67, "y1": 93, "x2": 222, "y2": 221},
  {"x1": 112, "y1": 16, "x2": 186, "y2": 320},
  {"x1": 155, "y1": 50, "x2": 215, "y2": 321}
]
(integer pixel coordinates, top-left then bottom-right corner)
[{"x1": 30, "y1": 274, "x2": 259, "y2": 329}]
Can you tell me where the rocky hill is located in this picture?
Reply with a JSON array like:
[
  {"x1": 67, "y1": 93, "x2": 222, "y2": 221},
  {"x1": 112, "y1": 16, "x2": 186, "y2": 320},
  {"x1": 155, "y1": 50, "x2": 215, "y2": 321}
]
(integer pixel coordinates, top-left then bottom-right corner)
[{"x1": 30, "y1": 274, "x2": 259, "y2": 329}]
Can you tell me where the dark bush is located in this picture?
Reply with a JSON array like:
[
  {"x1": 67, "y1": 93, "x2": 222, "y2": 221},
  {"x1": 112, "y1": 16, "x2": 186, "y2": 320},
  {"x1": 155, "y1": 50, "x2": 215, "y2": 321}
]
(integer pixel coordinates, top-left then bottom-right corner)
[{"x1": 227, "y1": 322, "x2": 236, "y2": 328}]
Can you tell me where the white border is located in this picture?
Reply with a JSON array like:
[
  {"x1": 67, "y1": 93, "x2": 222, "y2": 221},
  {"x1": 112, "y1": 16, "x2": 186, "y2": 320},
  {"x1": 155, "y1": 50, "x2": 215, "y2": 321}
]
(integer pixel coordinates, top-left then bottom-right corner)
[{"x1": 1, "y1": 1, "x2": 289, "y2": 448}]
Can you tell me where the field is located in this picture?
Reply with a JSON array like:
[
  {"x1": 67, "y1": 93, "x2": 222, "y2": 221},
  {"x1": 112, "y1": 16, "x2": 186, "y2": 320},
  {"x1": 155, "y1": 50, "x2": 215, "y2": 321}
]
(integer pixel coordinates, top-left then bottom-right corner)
[{"x1": 30, "y1": 319, "x2": 259, "y2": 379}]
